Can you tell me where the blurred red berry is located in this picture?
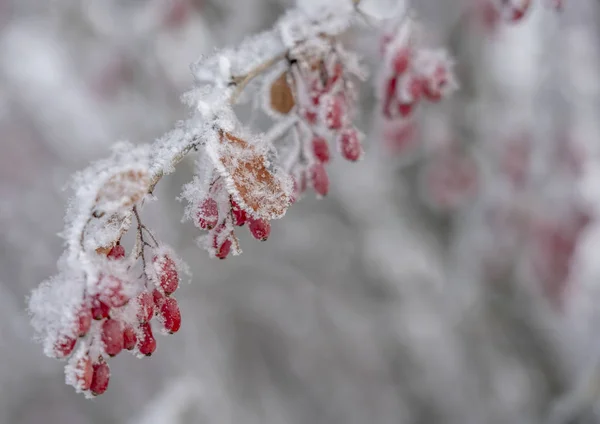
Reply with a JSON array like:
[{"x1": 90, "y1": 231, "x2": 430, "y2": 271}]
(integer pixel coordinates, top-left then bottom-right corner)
[
  {"x1": 76, "y1": 309, "x2": 92, "y2": 337},
  {"x1": 339, "y1": 128, "x2": 363, "y2": 162},
  {"x1": 310, "y1": 163, "x2": 329, "y2": 197},
  {"x1": 160, "y1": 297, "x2": 181, "y2": 334},
  {"x1": 123, "y1": 325, "x2": 137, "y2": 350},
  {"x1": 312, "y1": 136, "x2": 331, "y2": 164},
  {"x1": 101, "y1": 318, "x2": 123, "y2": 357},
  {"x1": 90, "y1": 361, "x2": 110, "y2": 396}
]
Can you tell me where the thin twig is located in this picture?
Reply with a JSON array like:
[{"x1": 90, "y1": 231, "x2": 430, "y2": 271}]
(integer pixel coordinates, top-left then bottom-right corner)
[
  {"x1": 229, "y1": 52, "x2": 289, "y2": 104},
  {"x1": 133, "y1": 206, "x2": 147, "y2": 271}
]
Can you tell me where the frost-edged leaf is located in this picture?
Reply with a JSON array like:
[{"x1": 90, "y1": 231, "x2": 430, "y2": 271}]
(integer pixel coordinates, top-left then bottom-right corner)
[
  {"x1": 266, "y1": 71, "x2": 296, "y2": 116},
  {"x1": 94, "y1": 169, "x2": 150, "y2": 217},
  {"x1": 207, "y1": 130, "x2": 292, "y2": 220}
]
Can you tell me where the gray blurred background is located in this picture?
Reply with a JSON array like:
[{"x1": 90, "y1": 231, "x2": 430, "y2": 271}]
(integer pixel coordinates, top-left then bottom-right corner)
[{"x1": 3, "y1": 0, "x2": 600, "y2": 423}]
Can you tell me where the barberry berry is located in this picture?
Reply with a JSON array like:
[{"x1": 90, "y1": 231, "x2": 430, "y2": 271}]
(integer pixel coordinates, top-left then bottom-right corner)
[
  {"x1": 160, "y1": 297, "x2": 181, "y2": 334},
  {"x1": 197, "y1": 198, "x2": 219, "y2": 230},
  {"x1": 90, "y1": 360, "x2": 110, "y2": 396},
  {"x1": 136, "y1": 291, "x2": 154, "y2": 323},
  {"x1": 248, "y1": 218, "x2": 271, "y2": 241},
  {"x1": 54, "y1": 336, "x2": 77, "y2": 359},
  {"x1": 75, "y1": 355, "x2": 93, "y2": 391},
  {"x1": 91, "y1": 298, "x2": 110, "y2": 320},
  {"x1": 153, "y1": 254, "x2": 179, "y2": 295},
  {"x1": 137, "y1": 323, "x2": 157, "y2": 356},
  {"x1": 107, "y1": 244, "x2": 125, "y2": 260},
  {"x1": 123, "y1": 325, "x2": 137, "y2": 350},
  {"x1": 312, "y1": 136, "x2": 331, "y2": 164},
  {"x1": 77, "y1": 309, "x2": 92, "y2": 337},
  {"x1": 231, "y1": 199, "x2": 248, "y2": 226},
  {"x1": 310, "y1": 163, "x2": 329, "y2": 197},
  {"x1": 101, "y1": 318, "x2": 124, "y2": 357},
  {"x1": 339, "y1": 128, "x2": 363, "y2": 162}
]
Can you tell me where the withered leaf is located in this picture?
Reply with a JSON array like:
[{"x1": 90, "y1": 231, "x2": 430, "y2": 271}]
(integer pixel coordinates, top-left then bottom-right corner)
[
  {"x1": 218, "y1": 131, "x2": 290, "y2": 219},
  {"x1": 95, "y1": 169, "x2": 150, "y2": 214},
  {"x1": 269, "y1": 72, "x2": 295, "y2": 115}
]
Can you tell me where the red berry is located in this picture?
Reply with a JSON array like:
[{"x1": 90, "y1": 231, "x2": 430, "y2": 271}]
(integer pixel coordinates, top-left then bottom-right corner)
[
  {"x1": 152, "y1": 288, "x2": 166, "y2": 311},
  {"x1": 123, "y1": 325, "x2": 137, "y2": 350},
  {"x1": 398, "y1": 102, "x2": 415, "y2": 117},
  {"x1": 90, "y1": 361, "x2": 110, "y2": 396},
  {"x1": 137, "y1": 323, "x2": 157, "y2": 356},
  {"x1": 153, "y1": 255, "x2": 179, "y2": 295},
  {"x1": 99, "y1": 275, "x2": 129, "y2": 308},
  {"x1": 75, "y1": 355, "x2": 93, "y2": 391},
  {"x1": 324, "y1": 95, "x2": 344, "y2": 130},
  {"x1": 101, "y1": 319, "x2": 123, "y2": 357},
  {"x1": 310, "y1": 163, "x2": 329, "y2": 197},
  {"x1": 231, "y1": 199, "x2": 248, "y2": 226},
  {"x1": 408, "y1": 77, "x2": 423, "y2": 103},
  {"x1": 216, "y1": 238, "x2": 232, "y2": 259},
  {"x1": 91, "y1": 298, "x2": 110, "y2": 320},
  {"x1": 76, "y1": 309, "x2": 92, "y2": 337},
  {"x1": 136, "y1": 291, "x2": 154, "y2": 322},
  {"x1": 392, "y1": 47, "x2": 411, "y2": 75},
  {"x1": 312, "y1": 136, "x2": 330, "y2": 163},
  {"x1": 339, "y1": 128, "x2": 363, "y2": 162},
  {"x1": 304, "y1": 109, "x2": 318, "y2": 125},
  {"x1": 54, "y1": 336, "x2": 77, "y2": 358},
  {"x1": 107, "y1": 244, "x2": 125, "y2": 260},
  {"x1": 197, "y1": 198, "x2": 218, "y2": 230},
  {"x1": 383, "y1": 77, "x2": 398, "y2": 118},
  {"x1": 248, "y1": 218, "x2": 271, "y2": 241},
  {"x1": 160, "y1": 297, "x2": 181, "y2": 334}
]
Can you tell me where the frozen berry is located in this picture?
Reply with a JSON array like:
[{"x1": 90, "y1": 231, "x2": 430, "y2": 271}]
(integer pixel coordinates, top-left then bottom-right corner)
[
  {"x1": 324, "y1": 95, "x2": 345, "y2": 130},
  {"x1": 90, "y1": 361, "x2": 110, "y2": 396},
  {"x1": 339, "y1": 128, "x2": 363, "y2": 162},
  {"x1": 137, "y1": 323, "x2": 157, "y2": 356},
  {"x1": 197, "y1": 198, "x2": 219, "y2": 230},
  {"x1": 123, "y1": 325, "x2": 137, "y2": 350},
  {"x1": 107, "y1": 244, "x2": 125, "y2": 260},
  {"x1": 310, "y1": 163, "x2": 329, "y2": 197},
  {"x1": 99, "y1": 275, "x2": 129, "y2": 308},
  {"x1": 54, "y1": 336, "x2": 77, "y2": 358},
  {"x1": 393, "y1": 47, "x2": 411, "y2": 75},
  {"x1": 215, "y1": 238, "x2": 232, "y2": 259},
  {"x1": 231, "y1": 199, "x2": 248, "y2": 226},
  {"x1": 153, "y1": 255, "x2": 179, "y2": 295},
  {"x1": 136, "y1": 291, "x2": 154, "y2": 322},
  {"x1": 75, "y1": 355, "x2": 93, "y2": 391},
  {"x1": 91, "y1": 298, "x2": 110, "y2": 320},
  {"x1": 248, "y1": 218, "x2": 271, "y2": 241},
  {"x1": 312, "y1": 136, "x2": 330, "y2": 164},
  {"x1": 76, "y1": 309, "x2": 92, "y2": 337},
  {"x1": 160, "y1": 297, "x2": 181, "y2": 334},
  {"x1": 101, "y1": 319, "x2": 123, "y2": 357}
]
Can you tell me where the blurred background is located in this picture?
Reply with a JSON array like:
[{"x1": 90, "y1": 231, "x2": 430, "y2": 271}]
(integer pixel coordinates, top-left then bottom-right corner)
[{"x1": 3, "y1": 0, "x2": 600, "y2": 423}]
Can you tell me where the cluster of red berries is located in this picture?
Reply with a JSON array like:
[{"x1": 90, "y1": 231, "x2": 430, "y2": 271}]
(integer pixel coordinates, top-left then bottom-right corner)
[
  {"x1": 380, "y1": 39, "x2": 455, "y2": 120},
  {"x1": 196, "y1": 180, "x2": 272, "y2": 259},
  {"x1": 54, "y1": 244, "x2": 182, "y2": 396},
  {"x1": 288, "y1": 54, "x2": 363, "y2": 200}
]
